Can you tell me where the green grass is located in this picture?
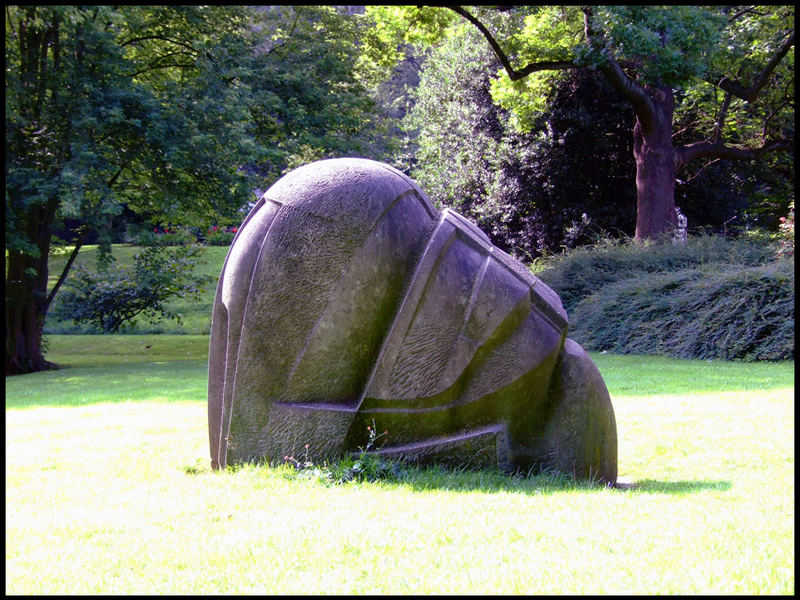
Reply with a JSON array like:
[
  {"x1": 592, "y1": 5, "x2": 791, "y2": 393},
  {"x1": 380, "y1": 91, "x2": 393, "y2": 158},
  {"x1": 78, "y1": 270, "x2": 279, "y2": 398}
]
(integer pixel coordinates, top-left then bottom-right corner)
[{"x1": 5, "y1": 336, "x2": 795, "y2": 594}]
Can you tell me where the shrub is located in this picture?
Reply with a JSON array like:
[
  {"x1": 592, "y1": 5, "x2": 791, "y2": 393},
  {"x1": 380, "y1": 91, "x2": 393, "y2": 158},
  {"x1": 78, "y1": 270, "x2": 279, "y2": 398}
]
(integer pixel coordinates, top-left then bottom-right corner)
[
  {"x1": 534, "y1": 235, "x2": 778, "y2": 313},
  {"x1": 52, "y1": 244, "x2": 211, "y2": 333},
  {"x1": 135, "y1": 227, "x2": 197, "y2": 247},
  {"x1": 534, "y1": 235, "x2": 794, "y2": 361},
  {"x1": 205, "y1": 229, "x2": 236, "y2": 246},
  {"x1": 568, "y1": 260, "x2": 794, "y2": 361}
]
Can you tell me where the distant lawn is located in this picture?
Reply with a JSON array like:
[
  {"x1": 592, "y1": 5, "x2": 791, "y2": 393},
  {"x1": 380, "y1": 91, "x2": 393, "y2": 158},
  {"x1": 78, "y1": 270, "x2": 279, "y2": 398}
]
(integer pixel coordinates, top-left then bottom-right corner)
[
  {"x1": 5, "y1": 335, "x2": 794, "y2": 594},
  {"x1": 45, "y1": 244, "x2": 229, "y2": 335}
]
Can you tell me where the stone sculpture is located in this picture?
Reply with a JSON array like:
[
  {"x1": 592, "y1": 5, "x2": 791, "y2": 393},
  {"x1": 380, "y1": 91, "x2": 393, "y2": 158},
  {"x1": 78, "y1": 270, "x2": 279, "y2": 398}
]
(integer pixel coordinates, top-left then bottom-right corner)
[{"x1": 208, "y1": 158, "x2": 617, "y2": 483}]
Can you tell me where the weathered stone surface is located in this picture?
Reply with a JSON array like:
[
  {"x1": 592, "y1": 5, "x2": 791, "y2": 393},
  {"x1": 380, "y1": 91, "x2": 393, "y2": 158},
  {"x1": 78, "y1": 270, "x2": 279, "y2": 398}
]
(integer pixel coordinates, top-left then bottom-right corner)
[{"x1": 208, "y1": 157, "x2": 617, "y2": 483}]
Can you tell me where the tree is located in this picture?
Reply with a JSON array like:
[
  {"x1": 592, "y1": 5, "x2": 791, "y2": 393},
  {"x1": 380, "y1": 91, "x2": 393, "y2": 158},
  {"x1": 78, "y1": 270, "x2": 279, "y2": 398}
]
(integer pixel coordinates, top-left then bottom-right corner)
[
  {"x1": 5, "y1": 5, "x2": 389, "y2": 374},
  {"x1": 53, "y1": 243, "x2": 210, "y2": 333},
  {"x1": 365, "y1": 5, "x2": 794, "y2": 243},
  {"x1": 401, "y1": 26, "x2": 637, "y2": 257},
  {"x1": 243, "y1": 6, "x2": 398, "y2": 184},
  {"x1": 5, "y1": 6, "x2": 262, "y2": 374}
]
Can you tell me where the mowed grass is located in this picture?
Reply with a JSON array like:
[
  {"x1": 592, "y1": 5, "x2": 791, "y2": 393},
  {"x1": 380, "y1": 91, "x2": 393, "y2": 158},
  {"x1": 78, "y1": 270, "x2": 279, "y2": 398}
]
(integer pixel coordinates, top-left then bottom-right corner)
[{"x1": 5, "y1": 336, "x2": 795, "y2": 594}]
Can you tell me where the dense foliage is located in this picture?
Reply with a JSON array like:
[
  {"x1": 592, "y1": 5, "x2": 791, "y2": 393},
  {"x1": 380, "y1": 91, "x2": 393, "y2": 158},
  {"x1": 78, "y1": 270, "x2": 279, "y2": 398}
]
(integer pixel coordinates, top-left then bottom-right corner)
[
  {"x1": 400, "y1": 23, "x2": 794, "y2": 258},
  {"x1": 242, "y1": 6, "x2": 397, "y2": 185},
  {"x1": 401, "y1": 27, "x2": 637, "y2": 257},
  {"x1": 535, "y1": 237, "x2": 794, "y2": 361}
]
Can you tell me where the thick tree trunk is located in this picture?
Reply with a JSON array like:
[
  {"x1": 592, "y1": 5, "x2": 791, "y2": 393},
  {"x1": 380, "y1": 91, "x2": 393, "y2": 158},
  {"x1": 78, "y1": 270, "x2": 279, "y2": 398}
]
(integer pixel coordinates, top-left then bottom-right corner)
[
  {"x1": 5, "y1": 200, "x2": 61, "y2": 375},
  {"x1": 632, "y1": 87, "x2": 678, "y2": 243},
  {"x1": 5, "y1": 254, "x2": 59, "y2": 375}
]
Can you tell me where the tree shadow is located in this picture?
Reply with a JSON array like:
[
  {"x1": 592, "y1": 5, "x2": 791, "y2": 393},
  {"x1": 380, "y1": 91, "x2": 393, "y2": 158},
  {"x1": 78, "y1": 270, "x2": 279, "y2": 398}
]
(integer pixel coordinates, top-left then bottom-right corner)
[
  {"x1": 199, "y1": 459, "x2": 732, "y2": 497},
  {"x1": 377, "y1": 473, "x2": 733, "y2": 497},
  {"x1": 623, "y1": 479, "x2": 732, "y2": 494}
]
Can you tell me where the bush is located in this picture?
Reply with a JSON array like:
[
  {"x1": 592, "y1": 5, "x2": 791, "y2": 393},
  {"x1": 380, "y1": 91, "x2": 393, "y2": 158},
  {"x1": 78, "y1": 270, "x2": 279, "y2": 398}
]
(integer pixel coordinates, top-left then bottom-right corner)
[
  {"x1": 534, "y1": 235, "x2": 794, "y2": 361},
  {"x1": 52, "y1": 244, "x2": 211, "y2": 333},
  {"x1": 135, "y1": 227, "x2": 198, "y2": 247},
  {"x1": 569, "y1": 261, "x2": 794, "y2": 361},
  {"x1": 534, "y1": 235, "x2": 777, "y2": 312},
  {"x1": 205, "y1": 229, "x2": 236, "y2": 246}
]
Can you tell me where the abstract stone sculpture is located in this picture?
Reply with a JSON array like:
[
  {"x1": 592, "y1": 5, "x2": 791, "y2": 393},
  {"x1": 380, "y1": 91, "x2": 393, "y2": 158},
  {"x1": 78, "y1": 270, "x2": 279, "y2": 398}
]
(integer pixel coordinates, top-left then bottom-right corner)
[{"x1": 208, "y1": 158, "x2": 617, "y2": 483}]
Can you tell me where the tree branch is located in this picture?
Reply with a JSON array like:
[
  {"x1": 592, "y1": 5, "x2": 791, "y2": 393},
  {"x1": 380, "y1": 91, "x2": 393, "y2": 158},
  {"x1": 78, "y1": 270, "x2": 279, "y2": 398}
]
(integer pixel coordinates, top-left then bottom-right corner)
[
  {"x1": 728, "y1": 6, "x2": 768, "y2": 23},
  {"x1": 581, "y1": 7, "x2": 656, "y2": 129},
  {"x1": 763, "y1": 97, "x2": 793, "y2": 139},
  {"x1": 119, "y1": 34, "x2": 200, "y2": 59},
  {"x1": 444, "y1": 5, "x2": 576, "y2": 81},
  {"x1": 681, "y1": 157, "x2": 724, "y2": 184},
  {"x1": 259, "y1": 10, "x2": 301, "y2": 56},
  {"x1": 675, "y1": 137, "x2": 793, "y2": 171},
  {"x1": 45, "y1": 227, "x2": 89, "y2": 308},
  {"x1": 709, "y1": 29, "x2": 794, "y2": 102},
  {"x1": 713, "y1": 90, "x2": 733, "y2": 143}
]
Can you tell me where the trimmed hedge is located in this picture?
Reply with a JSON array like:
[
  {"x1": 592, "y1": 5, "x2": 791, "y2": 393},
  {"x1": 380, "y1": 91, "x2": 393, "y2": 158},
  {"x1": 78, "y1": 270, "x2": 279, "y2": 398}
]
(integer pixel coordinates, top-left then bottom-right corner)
[
  {"x1": 533, "y1": 235, "x2": 777, "y2": 312},
  {"x1": 535, "y1": 236, "x2": 794, "y2": 361}
]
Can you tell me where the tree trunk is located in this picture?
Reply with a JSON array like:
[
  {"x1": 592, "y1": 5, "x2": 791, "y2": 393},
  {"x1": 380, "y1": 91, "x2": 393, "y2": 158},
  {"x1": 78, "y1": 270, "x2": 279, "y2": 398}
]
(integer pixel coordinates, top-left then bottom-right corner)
[
  {"x1": 632, "y1": 86, "x2": 678, "y2": 243},
  {"x1": 5, "y1": 201, "x2": 61, "y2": 375},
  {"x1": 5, "y1": 258, "x2": 59, "y2": 375}
]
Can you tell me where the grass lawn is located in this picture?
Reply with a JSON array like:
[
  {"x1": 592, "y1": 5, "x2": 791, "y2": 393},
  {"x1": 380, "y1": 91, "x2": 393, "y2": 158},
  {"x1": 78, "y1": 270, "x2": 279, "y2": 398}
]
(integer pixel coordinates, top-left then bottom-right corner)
[{"x1": 5, "y1": 335, "x2": 795, "y2": 594}]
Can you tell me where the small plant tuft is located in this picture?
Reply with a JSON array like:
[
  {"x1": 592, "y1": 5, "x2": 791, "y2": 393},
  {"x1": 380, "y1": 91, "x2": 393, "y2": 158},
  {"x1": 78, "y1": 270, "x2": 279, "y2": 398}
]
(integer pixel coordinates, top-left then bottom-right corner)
[
  {"x1": 281, "y1": 421, "x2": 405, "y2": 485},
  {"x1": 182, "y1": 458, "x2": 209, "y2": 475}
]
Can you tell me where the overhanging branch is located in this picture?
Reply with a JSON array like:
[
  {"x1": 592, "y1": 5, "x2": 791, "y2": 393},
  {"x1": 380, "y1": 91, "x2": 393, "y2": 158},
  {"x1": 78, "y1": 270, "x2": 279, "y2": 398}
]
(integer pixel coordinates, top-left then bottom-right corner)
[
  {"x1": 581, "y1": 7, "x2": 655, "y2": 127},
  {"x1": 709, "y1": 29, "x2": 794, "y2": 102},
  {"x1": 675, "y1": 137, "x2": 793, "y2": 171},
  {"x1": 45, "y1": 227, "x2": 89, "y2": 308},
  {"x1": 444, "y1": 5, "x2": 575, "y2": 81}
]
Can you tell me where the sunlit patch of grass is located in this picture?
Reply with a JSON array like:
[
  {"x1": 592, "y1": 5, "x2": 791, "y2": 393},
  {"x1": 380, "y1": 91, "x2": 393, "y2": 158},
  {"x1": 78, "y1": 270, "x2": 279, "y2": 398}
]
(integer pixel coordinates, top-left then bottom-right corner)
[
  {"x1": 590, "y1": 352, "x2": 793, "y2": 396},
  {"x1": 7, "y1": 335, "x2": 210, "y2": 408}
]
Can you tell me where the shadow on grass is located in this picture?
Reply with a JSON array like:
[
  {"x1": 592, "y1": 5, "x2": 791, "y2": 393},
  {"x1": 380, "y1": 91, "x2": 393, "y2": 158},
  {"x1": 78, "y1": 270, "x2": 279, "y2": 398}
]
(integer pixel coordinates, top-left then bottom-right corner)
[
  {"x1": 387, "y1": 472, "x2": 733, "y2": 496},
  {"x1": 630, "y1": 479, "x2": 732, "y2": 494},
  {"x1": 192, "y1": 460, "x2": 732, "y2": 497}
]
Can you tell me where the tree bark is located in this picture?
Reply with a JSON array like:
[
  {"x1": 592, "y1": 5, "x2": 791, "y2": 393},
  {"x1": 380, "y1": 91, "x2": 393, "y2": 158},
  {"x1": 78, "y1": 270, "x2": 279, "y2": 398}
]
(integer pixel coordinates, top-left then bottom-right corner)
[
  {"x1": 632, "y1": 87, "x2": 678, "y2": 242},
  {"x1": 5, "y1": 197, "x2": 62, "y2": 375},
  {"x1": 5, "y1": 274, "x2": 58, "y2": 375}
]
